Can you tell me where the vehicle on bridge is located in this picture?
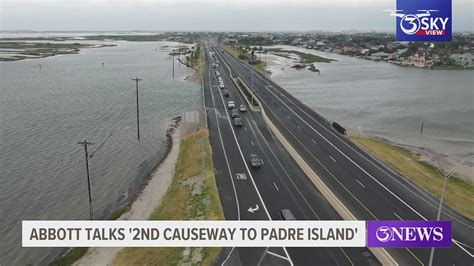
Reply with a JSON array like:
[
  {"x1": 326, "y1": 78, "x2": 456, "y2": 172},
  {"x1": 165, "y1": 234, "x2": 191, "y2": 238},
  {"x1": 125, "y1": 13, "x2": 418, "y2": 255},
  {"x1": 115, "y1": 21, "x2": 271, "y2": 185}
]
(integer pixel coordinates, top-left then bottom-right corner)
[
  {"x1": 228, "y1": 101, "x2": 235, "y2": 109},
  {"x1": 222, "y1": 89, "x2": 230, "y2": 97},
  {"x1": 219, "y1": 83, "x2": 225, "y2": 89},
  {"x1": 279, "y1": 209, "x2": 296, "y2": 220},
  {"x1": 239, "y1": 104, "x2": 247, "y2": 112},
  {"x1": 233, "y1": 117, "x2": 242, "y2": 127},
  {"x1": 231, "y1": 109, "x2": 240, "y2": 118},
  {"x1": 249, "y1": 154, "x2": 262, "y2": 168}
]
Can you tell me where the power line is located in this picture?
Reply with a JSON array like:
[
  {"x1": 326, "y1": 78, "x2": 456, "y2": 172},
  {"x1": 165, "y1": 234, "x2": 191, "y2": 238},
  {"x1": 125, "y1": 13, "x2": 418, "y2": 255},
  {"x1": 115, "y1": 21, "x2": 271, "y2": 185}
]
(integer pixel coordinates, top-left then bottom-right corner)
[
  {"x1": 77, "y1": 140, "x2": 95, "y2": 220},
  {"x1": 89, "y1": 132, "x2": 113, "y2": 158}
]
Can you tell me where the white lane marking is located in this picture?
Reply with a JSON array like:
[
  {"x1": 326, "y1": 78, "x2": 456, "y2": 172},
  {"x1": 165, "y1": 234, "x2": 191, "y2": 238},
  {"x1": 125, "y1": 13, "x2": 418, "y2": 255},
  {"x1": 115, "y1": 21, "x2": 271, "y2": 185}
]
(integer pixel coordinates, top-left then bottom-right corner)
[
  {"x1": 264, "y1": 83, "x2": 467, "y2": 223},
  {"x1": 214, "y1": 47, "x2": 294, "y2": 265},
  {"x1": 213, "y1": 54, "x2": 275, "y2": 220},
  {"x1": 329, "y1": 155, "x2": 336, "y2": 162},
  {"x1": 247, "y1": 204, "x2": 259, "y2": 213},
  {"x1": 260, "y1": 159, "x2": 264, "y2": 165},
  {"x1": 355, "y1": 179, "x2": 366, "y2": 189},
  {"x1": 297, "y1": 125, "x2": 302, "y2": 130},
  {"x1": 244, "y1": 126, "x2": 247, "y2": 132},
  {"x1": 221, "y1": 247, "x2": 235, "y2": 266},
  {"x1": 273, "y1": 182, "x2": 280, "y2": 191},
  {"x1": 393, "y1": 212, "x2": 403, "y2": 220},
  {"x1": 266, "y1": 250, "x2": 291, "y2": 261},
  {"x1": 311, "y1": 138, "x2": 318, "y2": 144},
  {"x1": 206, "y1": 56, "x2": 241, "y2": 220},
  {"x1": 264, "y1": 85, "x2": 430, "y2": 220},
  {"x1": 453, "y1": 239, "x2": 474, "y2": 257},
  {"x1": 236, "y1": 53, "x2": 474, "y2": 258},
  {"x1": 223, "y1": 59, "x2": 325, "y2": 222},
  {"x1": 250, "y1": 140, "x2": 254, "y2": 146}
]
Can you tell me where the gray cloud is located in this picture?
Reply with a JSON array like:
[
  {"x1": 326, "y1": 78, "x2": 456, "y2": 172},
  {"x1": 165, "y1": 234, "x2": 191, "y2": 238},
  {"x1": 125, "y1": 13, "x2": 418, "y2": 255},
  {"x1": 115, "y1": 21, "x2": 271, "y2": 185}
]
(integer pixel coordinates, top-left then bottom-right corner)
[{"x1": 1, "y1": 0, "x2": 472, "y2": 32}]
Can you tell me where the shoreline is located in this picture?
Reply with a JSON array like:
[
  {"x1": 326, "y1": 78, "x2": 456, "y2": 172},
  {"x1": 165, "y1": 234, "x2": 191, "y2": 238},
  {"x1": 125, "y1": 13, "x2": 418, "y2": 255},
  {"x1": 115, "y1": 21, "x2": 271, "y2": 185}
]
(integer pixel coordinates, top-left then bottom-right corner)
[
  {"x1": 73, "y1": 119, "x2": 183, "y2": 265},
  {"x1": 349, "y1": 130, "x2": 471, "y2": 179},
  {"x1": 261, "y1": 46, "x2": 472, "y2": 180}
]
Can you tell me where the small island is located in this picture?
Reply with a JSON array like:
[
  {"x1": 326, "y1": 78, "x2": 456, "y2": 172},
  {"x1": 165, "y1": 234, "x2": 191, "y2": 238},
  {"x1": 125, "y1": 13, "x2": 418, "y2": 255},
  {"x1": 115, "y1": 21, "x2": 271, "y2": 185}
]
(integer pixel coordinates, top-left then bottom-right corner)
[{"x1": 0, "y1": 42, "x2": 115, "y2": 61}]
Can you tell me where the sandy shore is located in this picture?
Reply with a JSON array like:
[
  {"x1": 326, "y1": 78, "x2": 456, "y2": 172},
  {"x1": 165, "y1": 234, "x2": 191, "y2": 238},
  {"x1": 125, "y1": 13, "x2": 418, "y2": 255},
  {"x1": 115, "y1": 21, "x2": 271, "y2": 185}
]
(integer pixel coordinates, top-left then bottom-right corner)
[
  {"x1": 350, "y1": 131, "x2": 473, "y2": 181},
  {"x1": 74, "y1": 125, "x2": 182, "y2": 265}
]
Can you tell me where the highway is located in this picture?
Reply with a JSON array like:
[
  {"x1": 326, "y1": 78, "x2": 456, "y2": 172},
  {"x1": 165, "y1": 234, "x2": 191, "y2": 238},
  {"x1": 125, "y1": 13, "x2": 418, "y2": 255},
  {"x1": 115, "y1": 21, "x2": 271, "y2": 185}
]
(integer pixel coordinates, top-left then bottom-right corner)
[
  {"x1": 212, "y1": 43, "x2": 474, "y2": 265},
  {"x1": 203, "y1": 42, "x2": 381, "y2": 265}
]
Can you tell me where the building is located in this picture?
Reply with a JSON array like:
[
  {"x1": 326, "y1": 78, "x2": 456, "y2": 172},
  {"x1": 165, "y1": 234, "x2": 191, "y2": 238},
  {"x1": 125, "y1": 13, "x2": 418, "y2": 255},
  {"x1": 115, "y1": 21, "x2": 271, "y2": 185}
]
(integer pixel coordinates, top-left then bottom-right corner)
[{"x1": 449, "y1": 53, "x2": 473, "y2": 67}]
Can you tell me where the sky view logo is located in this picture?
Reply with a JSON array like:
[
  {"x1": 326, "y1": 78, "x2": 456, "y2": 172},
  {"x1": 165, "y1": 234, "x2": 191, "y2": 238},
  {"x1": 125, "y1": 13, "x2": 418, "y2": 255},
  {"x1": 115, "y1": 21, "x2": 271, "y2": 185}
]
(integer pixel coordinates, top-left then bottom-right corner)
[
  {"x1": 391, "y1": 0, "x2": 452, "y2": 41},
  {"x1": 367, "y1": 221, "x2": 452, "y2": 248}
]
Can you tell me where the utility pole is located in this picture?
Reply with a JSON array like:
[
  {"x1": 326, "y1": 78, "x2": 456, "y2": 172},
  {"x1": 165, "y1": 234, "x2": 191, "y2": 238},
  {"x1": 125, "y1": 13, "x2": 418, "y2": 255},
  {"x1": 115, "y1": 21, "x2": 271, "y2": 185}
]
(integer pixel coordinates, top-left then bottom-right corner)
[
  {"x1": 172, "y1": 54, "x2": 175, "y2": 78},
  {"x1": 131, "y1": 77, "x2": 142, "y2": 140},
  {"x1": 102, "y1": 62, "x2": 105, "y2": 68},
  {"x1": 428, "y1": 155, "x2": 474, "y2": 266},
  {"x1": 77, "y1": 140, "x2": 95, "y2": 220},
  {"x1": 420, "y1": 121, "x2": 424, "y2": 135},
  {"x1": 251, "y1": 73, "x2": 255, "y2": 105},
  {"x1": 39, "y1": 64, "x2": 42, "y2": 70}
]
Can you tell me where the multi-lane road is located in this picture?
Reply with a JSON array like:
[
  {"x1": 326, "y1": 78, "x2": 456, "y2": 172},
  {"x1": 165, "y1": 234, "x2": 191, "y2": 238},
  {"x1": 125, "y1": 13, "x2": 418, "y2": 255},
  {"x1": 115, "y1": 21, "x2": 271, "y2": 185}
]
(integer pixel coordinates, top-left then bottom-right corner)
[
  {"x1": 203, "y1": 42, "x2": 381, "y2": 265},
  {"x1": 203, "y1": 40, "x2": 473, "y2": 265}
]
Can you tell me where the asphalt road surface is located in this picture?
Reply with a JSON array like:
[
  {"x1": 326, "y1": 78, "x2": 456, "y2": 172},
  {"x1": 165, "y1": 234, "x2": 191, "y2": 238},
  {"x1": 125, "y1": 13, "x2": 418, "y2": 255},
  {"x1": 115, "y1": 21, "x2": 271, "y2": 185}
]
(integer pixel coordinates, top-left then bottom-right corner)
[
  {"x1": 211, "y1": 43, "x2": 473, "y2": 266},
  {"x1": 203, "y1": 42, "x2": 382, "y2": 265}
]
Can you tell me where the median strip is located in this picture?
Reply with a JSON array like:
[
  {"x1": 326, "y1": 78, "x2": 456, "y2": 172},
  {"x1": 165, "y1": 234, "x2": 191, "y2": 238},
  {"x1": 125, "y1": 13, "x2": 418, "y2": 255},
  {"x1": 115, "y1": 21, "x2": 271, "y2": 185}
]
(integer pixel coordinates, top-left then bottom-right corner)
[{"x1": 220, "y1": 51, "x2": 397, "y2": 266}]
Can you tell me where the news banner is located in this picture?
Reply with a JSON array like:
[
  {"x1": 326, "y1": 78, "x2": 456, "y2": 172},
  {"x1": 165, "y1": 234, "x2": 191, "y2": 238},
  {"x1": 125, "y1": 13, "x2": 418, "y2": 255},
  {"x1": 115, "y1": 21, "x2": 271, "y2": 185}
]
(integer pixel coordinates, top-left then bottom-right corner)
[{"x1": 23, "y1": 220, "x2": 451, "y2": 248}]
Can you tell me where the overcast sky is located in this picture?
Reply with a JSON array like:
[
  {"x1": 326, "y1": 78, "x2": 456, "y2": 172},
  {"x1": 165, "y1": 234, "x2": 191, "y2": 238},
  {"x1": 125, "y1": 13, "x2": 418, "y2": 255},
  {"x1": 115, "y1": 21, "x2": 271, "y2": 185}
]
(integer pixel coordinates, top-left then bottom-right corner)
[{"x1": 1, "y1": 0, "x2": 472, "y2": 32}]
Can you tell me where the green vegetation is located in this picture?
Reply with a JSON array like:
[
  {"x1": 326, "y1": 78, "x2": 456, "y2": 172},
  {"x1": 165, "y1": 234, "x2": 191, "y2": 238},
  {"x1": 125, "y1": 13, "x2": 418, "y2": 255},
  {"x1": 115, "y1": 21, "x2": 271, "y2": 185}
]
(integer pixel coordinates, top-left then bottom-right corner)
[
  {"x1": 113, "y1": 129, "x2": 224, "y2": 265},
  {"x1": 47, "y1": 204, "x2": 132, "y2": 265},
  {"x1": 351, "y1": 134, "x2": 474, "y2": 220},
  {"x1": 308, "y1": 64, "x2": 320, "y2": 73},
  {"x1": 84, "y1": 34, "x2": 197, "y2": 43},
  {"x1": 0, "y1": 42, "x2": 114, "y2": 61},
  {"x1": 222, "y1": 43, "x2": 268, "y2": 75},
  {"x1": 266, "y1": 48, "x2": 336, "y2": 63}
]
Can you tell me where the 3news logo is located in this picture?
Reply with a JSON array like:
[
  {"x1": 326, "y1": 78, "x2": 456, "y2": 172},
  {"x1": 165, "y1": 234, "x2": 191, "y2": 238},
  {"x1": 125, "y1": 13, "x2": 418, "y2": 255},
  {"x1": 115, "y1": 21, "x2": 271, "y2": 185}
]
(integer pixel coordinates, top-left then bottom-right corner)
[
  {"x1": 391, "y1": 0, "x2": 452, "y2": 42},
  {"x1": 367, "y1": 221, "x2": 452, "y2": 248}
]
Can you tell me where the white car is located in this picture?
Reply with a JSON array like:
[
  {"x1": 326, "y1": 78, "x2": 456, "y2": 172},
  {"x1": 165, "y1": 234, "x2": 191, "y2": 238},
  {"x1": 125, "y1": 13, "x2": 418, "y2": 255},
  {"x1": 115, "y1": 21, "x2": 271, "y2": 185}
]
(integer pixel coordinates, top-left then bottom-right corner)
[
  {"x1": 219, "y1": 83, "x2": 225, "y2": 89},
  {"x1": 228, "y1": 101, "x2": 235, "y2": 109}
]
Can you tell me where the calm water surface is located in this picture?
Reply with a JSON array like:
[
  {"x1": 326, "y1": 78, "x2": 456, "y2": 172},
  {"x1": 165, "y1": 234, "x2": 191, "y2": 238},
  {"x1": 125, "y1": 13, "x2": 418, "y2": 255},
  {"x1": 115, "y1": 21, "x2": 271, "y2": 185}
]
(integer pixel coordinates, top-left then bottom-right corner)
[
  {"x1": 0, "y1": 40, "x2": 200, "y2": 263},
  {"x1": 266, "y1": 45, "x2": 474, "y2": 178}
]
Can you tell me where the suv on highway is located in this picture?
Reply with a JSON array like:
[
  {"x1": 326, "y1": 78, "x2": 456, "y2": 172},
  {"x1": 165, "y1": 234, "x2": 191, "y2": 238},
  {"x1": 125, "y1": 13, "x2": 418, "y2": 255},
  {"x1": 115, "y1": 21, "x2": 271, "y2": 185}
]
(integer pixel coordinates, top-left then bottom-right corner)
[
  {"x1": 228, "y1": 101, "x2": 235, "y2": 109},
  {"x1": 219, "y1": 83, "x2": 225, "y2": 89},
  {"x1": 231, "y1": 109, "x2": 239, "y2": 118},
  {"x1": 249, "y1": 154, "x2": 262, "y2": 168},
  {"x1": 233, "y1": 117, "x2": 242, "y2": 127},
  {"x1": 239, "y1": 104, "x2": 247, "y2": 112},
  {"x1": 279, "y1": 209, "x2": 296, "y2": 220}
]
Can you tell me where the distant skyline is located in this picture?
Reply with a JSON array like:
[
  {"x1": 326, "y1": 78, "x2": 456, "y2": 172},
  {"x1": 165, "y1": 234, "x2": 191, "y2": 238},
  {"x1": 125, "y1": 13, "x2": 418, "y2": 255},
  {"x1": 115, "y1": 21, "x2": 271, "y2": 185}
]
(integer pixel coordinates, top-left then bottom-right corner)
[{"x1": 1, "y1": 0, "x2": 472, "y2": 32}]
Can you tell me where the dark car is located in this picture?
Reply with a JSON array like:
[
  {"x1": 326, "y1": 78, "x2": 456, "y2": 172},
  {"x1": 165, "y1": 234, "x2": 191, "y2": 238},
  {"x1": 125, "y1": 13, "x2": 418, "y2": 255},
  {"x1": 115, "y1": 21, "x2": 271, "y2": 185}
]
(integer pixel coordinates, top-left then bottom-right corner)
[
  {"x1": 231, "y1": 109, "x2": 240, "y2": 118},
  {"x1": 249, "y1": 154, "x2": 262, "y2": 168},
  {"x1": 279, "y1": 209, "x2": 296, "y2": 220},
  {"x1": 233, "y1": 117, "x2": 242, "y2": 127},
  {"x1": 223, "y1": 89, "x2": 230, "y2": 97}
]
